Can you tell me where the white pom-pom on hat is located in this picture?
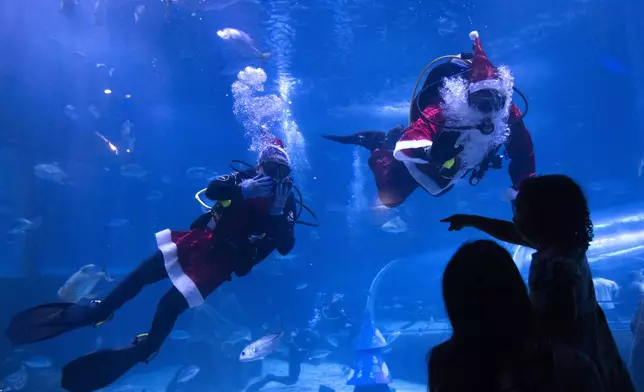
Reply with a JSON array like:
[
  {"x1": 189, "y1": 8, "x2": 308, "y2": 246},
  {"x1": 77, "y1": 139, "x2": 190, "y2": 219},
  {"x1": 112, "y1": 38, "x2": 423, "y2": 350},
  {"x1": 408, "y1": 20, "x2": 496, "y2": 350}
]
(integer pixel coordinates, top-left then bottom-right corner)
[{"x1": 469, "y1": 30, "x2": 479, "y2": 41}]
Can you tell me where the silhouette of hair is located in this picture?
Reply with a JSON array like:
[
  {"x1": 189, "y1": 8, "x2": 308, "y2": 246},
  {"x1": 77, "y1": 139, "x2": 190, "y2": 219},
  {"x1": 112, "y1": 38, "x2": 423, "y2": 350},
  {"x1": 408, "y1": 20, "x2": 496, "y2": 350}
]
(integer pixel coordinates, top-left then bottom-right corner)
[
  {"x1": 441, "y1": 240, "x2": 534, "y2": 346},
  {"x1": 515, "y1": 174, "x2": 593, "y2": 250}
]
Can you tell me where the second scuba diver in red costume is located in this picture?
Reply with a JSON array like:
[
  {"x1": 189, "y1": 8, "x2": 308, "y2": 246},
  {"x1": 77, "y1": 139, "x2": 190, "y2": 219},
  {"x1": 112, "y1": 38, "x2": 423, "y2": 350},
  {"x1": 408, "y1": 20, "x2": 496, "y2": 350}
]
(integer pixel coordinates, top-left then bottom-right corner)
[{"x1": 324, "y1": 31, "x2": 536, "y2": 208}]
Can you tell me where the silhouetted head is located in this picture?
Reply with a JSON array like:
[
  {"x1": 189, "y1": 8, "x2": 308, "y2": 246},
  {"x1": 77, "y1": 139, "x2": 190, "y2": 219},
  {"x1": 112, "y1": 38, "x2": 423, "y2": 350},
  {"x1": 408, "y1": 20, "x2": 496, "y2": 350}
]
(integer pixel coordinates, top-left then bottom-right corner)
[
  {"x1": 442, "y1": 240, "x2": 533, "y2": 347},
  {"x1": 513, "y1": 174, "x2": 593, "y2": 250}
]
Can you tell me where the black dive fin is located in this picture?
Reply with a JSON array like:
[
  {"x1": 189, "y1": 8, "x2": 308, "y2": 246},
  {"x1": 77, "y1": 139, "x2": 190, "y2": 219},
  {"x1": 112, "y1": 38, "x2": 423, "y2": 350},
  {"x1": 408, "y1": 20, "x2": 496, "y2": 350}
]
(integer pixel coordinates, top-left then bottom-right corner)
[
  {"x1": 6, "y1": 302, "x2": 77, "y2": 345},
  {"x1": 61, "y1": 337, "x2": 149, "y2": 392}
]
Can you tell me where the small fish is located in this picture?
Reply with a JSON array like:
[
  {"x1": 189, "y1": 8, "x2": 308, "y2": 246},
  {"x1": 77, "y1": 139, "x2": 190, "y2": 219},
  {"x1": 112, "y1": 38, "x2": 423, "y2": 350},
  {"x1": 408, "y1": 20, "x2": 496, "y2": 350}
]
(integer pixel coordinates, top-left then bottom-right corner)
[
  {"x1": 22, "y1": 355, "x2": 52, "y2": 369},
  {"x1": 275, "y1": 253, "x2": 298, "y2": 261},
  {"x1": 295, "y1": 282, "x2": 308, "y2": 290},
  {"x1": 385, "y1": 330, "x2": 401, "y2": 345},
  {"x1": 239, "y1": 327, "x2": 283, "y2": 362},
  {"x1": 133, "y1": 4, "x2": 146, "y2": 23},
  {"x1": 308, "y1": 349, "x2": 331, "y2": 360},
  {"x1": 8, "y1": 217, "x2": 42, "y2": 235},
  {"x1": 95, "y1": 131, "x2": 118, "y2": 155},
  {"x1": 107, "y1": 218, "x2": 129, "y2": 228},
  {"x1": 64, "y1": 104, "x2": 79, "y2": 120},
  {"x1": 58, "y1": 264, "x2": 114, "y2": 303},
  {"x1": 216, "y1": 28, "x2": 270, "y2": 61},
  {"x1": 3, "y1": 366, "x2": 27, "y2": 391},
  {"x1": 169, "y1": 330, "x2": 191, "y2": 340},
  {"x1": 60, "y1": 0, "x2": 78, "y2": 13},
  {"x1": 186, "y1": 167, "x2": 218, "y2": 180},
  {"x1": 120, "y1": 120, "x2": 135, "y2": 153},
  {"x1": 381, "y1": 216, "x2": 408, "y2": 233},
  {"x1": 146, "y1": 190, "x2": 164, "y2": 201},
  {"x1": 177, "y1": 365, "x2": 200, "y2": 382},
  {"x1": 120, "y1": 164, "x2": 146, "y2": 179},
  {"x1": 88, "y1": 105, "x2": 100, "y2": 119},
  {"x1": 34, "y1": 163, "x2": 68, "y2": 184},
  {"x1": 325, "y1": 334, "x2": 339, "y2": 348},
  {"x1": 222, "y1": 328, "x2": 252, "y2": 349},
  {"x1": 94, "y1": 0, "x2": 108, "y2": 25}
]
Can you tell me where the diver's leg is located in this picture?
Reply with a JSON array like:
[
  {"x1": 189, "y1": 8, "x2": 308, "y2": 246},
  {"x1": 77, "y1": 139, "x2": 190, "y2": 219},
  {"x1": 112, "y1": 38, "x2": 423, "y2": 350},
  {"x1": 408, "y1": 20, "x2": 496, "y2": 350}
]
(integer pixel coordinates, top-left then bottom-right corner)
[
  {"x1": 139, "y1": 287, "x2": 189, "y2": 356},
  {"x1": 382, "y1": 125, "x2": 406, "y2": 151},
  {"x1": 245, "y1": 348, "x2": 301, "y2": 391},
  {"x1": 368, "y1": 149, "x2": 418, "y2": 208},
  {"x1": 61, "y1": 288, "x2": 189, "y2": 392},
  {"x1": 269, "y1": 347, "x2": 302, "y2": 385},
  {"x1": 322, "y1": 131, "x2": 386, "y2": 152},
  {"x1": 95, "y1": 251, "x2": 168, "y2": 320}
]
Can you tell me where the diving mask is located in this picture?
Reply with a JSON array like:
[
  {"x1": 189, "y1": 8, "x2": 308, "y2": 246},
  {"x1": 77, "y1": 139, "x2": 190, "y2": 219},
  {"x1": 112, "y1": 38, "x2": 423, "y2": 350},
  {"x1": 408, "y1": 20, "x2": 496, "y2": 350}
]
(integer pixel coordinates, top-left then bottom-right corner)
[
  {"x1": 261, "y1": 161, "x2": 291, "y2": 180},
  {"x1": 468, "y1": 88, "x2": 506, "y2": 114}
]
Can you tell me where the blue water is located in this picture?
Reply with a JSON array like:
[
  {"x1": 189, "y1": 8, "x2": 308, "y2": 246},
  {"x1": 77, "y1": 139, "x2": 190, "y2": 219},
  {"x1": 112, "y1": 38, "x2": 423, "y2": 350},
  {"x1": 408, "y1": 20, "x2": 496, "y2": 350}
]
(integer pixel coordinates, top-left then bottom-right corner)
[{"x1": 0, "y1": 0, "x2": 643, "y2": 390}]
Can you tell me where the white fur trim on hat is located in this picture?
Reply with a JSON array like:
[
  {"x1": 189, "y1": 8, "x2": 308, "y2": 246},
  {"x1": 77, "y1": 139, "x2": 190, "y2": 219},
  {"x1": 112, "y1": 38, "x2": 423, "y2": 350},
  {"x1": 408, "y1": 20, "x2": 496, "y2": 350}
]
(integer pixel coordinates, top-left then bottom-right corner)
[
  {"x1": 469, "y1": 79, "x2": 505, "y2": 94},
  {"x1": 259, "y1": 144, "x2": 291, "y2": 165}
]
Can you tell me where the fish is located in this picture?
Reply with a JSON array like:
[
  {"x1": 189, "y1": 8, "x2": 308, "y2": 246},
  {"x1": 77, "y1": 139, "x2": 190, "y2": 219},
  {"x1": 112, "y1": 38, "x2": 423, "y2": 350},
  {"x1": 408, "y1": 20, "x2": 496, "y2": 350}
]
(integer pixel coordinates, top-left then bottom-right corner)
[
  {"x1": 296, "y1": 282, "x2": 308, "y2": 290},
  {"x1": 64, "y1": 104, "x2": 79, "y2": 120},
  {"x1": 380, "y1": 216, "x2": 408, "y2": 233},
  {"x1": 173, "y1": 0, "x2": 257, "y2": 13},
  {"x1": 385, "y1": 330, "x2": 401, "y2": 345},
  {"x1": 169, "y1": 330, "x2": 191, "y2": 340},
  {"x1": 325, "y1": 334, "x2": 339, "y2": 348},
  {"x1": 22, "y1": 355, "x2": 52, "y2": 369},
  {"x1": 308, "y1": 349, "x2": 331, "y2": 360},
  {"x1": 3, "y1": 366, "x2": 27, "y2": 391},
  {"x1": 34, "y1": 163, "x2": 68, "y2": 184},
  {"x1": 177, "y1": 365, "x2": 200, "y2": 382},
  {"x1": 94, "y1": 0, "x2": 108, "y2": 25},
  {"x1": 133, "y1": 4, "x2": 146, "y2": 23},
  {"x1": 120, "y1": 164, "x2": 147, "y2": 179},
  {"x1": 60, "y1": 0, "x2": 78, "y2": 13},
  {"x1": 222, "y1": 328, "x2": 252, "y2": 349},
  {"x1": 239, "y1": 326, "x2": 283, "y2": 362},
  {"x1": 58, "y1": 264, "x2": 114, "y2": 303},
  {"x1": 146, "y1": 190, "x2": 164, "y2": 201},
  {"x1": 216, "y1": 28, "x2": 270, "y2": 61},
  {"x1": 186, "y1": 167, "x2": 218, "y2": 180},
  {"x1": 107, "y1": 218, "x2": 129, "y2": 228},
  {"x1": 88, "y1": 105, "x2": 100, "y2": 119},
  {"x1": 120, "y1": 121, "x2": 135, "y2": 153},
  {"x1": 8, "y1": 217, "x2": 42, "y2": 235}
]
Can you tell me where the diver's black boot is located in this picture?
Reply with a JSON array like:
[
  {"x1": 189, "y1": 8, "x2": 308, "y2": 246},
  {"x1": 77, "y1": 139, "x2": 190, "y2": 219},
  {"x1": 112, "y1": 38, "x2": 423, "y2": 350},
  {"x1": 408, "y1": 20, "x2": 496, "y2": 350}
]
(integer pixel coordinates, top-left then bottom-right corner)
[
  {"x1": 61, "y1": 333, "x2": 157, "y2": 392},
  {"x1": 5, "y1": 300, "x2": 114, "y2": 346},
  {"x1": 322, "y1": 131, "x2": 386, "y2": 152}
]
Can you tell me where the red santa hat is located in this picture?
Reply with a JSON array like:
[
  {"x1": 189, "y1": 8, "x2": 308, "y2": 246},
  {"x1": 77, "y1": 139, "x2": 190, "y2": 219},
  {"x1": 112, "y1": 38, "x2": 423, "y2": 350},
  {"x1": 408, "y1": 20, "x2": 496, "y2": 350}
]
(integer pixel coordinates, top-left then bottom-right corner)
[
  {"x1": 259, "y1": 137, "x2": 291, "y2": 166},
  {"x1": 467, "y1": 31, "x2": 505, "y2": 94}
]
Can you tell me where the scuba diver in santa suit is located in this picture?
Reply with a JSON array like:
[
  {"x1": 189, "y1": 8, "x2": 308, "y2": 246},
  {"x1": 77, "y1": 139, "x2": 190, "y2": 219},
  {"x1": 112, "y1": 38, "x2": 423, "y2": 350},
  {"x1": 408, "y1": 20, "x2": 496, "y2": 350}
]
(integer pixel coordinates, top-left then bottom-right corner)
[
  {"x1": 5, "y1": 138, "x2": 298, "y2": 392},
  {"x1": 323, "y1": 31, "x2": 536, "y2": 208}
]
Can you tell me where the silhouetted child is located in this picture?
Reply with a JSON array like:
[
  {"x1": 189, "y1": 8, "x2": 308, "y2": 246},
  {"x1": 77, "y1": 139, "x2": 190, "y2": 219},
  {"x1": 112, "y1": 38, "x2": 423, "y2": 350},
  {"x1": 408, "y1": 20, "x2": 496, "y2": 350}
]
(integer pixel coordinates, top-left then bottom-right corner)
[{"x1": 441, "y1": 174, "x2": 635, "y2": 392}]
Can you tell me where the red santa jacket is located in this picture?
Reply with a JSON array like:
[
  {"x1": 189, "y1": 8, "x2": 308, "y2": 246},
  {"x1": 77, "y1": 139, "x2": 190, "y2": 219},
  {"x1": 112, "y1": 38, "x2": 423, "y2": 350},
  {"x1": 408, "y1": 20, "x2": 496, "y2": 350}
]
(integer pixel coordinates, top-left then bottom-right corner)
[{"x1": 393, "y1": 104, "x2": 536, "y2": 190}]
